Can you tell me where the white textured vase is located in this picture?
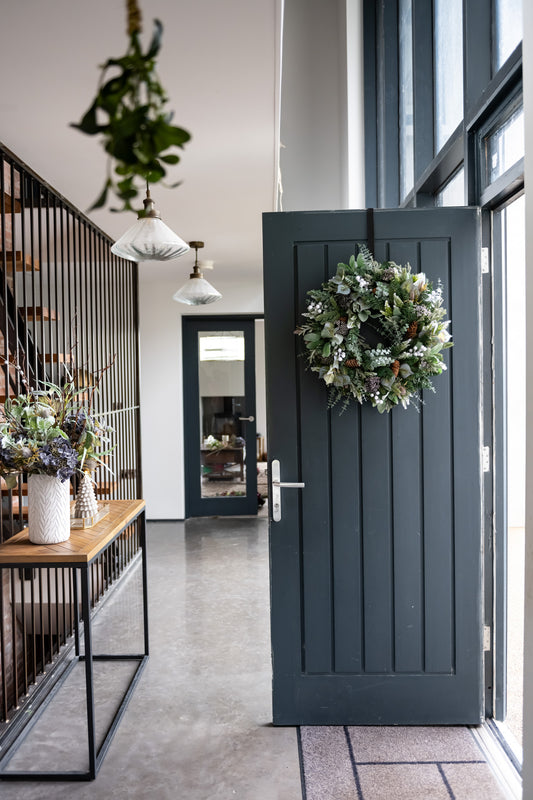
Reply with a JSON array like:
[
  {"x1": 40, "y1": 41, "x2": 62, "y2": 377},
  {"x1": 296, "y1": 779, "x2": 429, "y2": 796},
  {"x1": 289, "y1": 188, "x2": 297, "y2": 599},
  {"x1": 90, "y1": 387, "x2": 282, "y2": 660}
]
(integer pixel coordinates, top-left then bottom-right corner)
[{"x1": 27, "y1": 474, "x2": 71, "y2": 544}]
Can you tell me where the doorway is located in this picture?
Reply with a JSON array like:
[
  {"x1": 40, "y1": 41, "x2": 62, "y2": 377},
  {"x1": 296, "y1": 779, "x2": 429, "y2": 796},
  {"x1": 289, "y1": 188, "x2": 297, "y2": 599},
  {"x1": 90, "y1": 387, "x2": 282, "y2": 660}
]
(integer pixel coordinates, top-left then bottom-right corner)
[{"x1": 182, "y1": 316, "x2": 266, "y2": 517}]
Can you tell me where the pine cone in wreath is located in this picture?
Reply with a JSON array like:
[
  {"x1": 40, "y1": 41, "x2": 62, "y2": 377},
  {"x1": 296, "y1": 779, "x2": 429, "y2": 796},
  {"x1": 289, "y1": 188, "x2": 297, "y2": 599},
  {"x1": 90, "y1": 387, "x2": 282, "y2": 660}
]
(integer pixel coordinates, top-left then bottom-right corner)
[
  {"x1": 336, "y1": 320, "x2": 349, "y2": 337},
  {"x1": 391, "y1": 359, "x2": 400, "y2": 377},
  {"x1": 407, "y1": 321, "x2": 418, "y2": 339},
  {"x1": 365, "y1": 375, "x2": 381, "y2": 394},
  {"x1": 345, "y1": 358, "x2": 360, "y2": 368}
]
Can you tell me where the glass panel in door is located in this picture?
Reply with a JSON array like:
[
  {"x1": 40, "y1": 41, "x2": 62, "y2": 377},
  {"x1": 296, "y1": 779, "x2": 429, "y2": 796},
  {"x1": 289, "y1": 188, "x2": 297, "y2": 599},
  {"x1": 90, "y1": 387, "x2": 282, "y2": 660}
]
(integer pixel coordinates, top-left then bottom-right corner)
[{"x1": 199, "y1": 331, "x2": 248, "y2": 500}]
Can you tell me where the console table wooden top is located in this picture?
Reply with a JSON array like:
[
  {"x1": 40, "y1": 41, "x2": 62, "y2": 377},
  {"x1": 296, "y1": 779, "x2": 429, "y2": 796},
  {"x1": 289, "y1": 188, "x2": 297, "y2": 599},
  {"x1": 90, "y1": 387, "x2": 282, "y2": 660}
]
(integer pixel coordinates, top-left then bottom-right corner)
[{"x1": 0, "y1": 499, "x2": 146, "y2": 566}]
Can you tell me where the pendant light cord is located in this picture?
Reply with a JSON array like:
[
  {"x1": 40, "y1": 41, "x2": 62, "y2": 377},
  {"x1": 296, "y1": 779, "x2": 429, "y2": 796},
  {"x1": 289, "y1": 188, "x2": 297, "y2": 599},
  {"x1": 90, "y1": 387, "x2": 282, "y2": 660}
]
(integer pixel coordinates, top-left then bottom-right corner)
[{"x1": 127, "y1": 0, "x2": 142, "y2": 36}]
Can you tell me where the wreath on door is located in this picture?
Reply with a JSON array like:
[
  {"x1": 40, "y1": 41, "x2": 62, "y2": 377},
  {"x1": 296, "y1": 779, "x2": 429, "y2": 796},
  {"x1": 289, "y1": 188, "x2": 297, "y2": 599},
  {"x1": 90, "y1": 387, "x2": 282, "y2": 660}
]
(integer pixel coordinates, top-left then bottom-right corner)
[{"x1": 295, "y1": 247, "x2": 453, "y2": 413}]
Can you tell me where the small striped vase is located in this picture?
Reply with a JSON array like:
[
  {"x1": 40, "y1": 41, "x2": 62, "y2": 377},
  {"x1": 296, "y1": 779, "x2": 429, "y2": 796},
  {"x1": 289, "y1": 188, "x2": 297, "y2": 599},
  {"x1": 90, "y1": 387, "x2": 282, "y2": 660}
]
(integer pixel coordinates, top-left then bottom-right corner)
[{"x1": 27, "y1": 474, "x2": 71, "y2": 545}]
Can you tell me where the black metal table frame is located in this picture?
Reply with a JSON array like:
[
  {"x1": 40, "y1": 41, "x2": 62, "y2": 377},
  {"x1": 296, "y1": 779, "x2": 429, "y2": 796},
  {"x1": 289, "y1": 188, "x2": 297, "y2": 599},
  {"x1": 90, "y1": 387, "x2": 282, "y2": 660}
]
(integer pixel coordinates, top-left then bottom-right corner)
[{"x1": 0, "y1": 507, "x2": 149, "y2": 781}]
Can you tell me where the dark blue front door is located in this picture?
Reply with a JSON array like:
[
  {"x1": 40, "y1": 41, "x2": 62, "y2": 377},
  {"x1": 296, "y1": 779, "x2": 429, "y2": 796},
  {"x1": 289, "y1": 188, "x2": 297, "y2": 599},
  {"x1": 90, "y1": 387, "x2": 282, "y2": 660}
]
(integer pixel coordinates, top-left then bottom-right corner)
[{"x1": 263, "y1": 208, "x2": 484, "y2": 724}]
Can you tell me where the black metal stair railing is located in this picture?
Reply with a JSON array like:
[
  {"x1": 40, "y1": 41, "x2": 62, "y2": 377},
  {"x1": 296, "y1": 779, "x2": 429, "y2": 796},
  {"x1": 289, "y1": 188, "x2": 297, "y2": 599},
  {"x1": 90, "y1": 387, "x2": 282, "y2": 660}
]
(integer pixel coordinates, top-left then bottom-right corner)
[{"x1": 0, "y1": 142, "x2": 143, "y2": 733}]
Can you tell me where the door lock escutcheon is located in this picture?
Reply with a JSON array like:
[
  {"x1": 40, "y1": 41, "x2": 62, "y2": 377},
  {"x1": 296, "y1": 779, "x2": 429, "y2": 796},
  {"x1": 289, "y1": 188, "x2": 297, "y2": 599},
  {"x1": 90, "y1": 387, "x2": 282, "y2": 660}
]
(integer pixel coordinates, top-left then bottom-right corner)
[{"x1": 271, "y1": 459, "x2": 305, "y2": 522}]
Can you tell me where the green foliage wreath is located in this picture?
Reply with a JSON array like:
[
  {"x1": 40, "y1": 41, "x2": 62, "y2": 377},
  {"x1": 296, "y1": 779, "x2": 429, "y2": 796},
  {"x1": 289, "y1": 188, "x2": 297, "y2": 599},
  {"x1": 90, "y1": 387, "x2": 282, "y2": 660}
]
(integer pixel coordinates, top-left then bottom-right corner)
[{"x1": 295, "y1": 247, "x2": 453, "y2": 413}]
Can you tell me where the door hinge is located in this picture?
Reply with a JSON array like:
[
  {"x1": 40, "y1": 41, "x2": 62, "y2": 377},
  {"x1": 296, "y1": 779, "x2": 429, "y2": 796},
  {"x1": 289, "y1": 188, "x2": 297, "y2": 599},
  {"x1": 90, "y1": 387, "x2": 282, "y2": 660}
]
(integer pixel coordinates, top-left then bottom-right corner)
[
  {"x1": 481, "y1": 247, "x2": 489, "y2": 274},
  {"x1": 484, "y1": 625, "x2": 491, "y2": 651},
  {"x1": 482, "y1": 446, "x2": 491, "y2": 473}
]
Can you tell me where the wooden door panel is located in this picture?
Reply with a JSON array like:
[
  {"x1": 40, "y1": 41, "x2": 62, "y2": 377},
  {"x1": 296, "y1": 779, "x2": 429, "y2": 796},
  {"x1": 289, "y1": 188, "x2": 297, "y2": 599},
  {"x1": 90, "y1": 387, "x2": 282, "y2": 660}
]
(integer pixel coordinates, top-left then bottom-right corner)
[{"x1": 263, "y1": 208, "x2": 483, "y2": 724}]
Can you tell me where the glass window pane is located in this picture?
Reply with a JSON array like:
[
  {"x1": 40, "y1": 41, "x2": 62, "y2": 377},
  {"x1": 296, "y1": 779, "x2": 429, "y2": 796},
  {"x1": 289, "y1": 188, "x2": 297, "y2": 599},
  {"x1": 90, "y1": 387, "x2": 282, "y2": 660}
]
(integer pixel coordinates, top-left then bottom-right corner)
[
  {"x1": 502, "y1": 194, "x2": 525, "y2": 747},
  {"x1": 399, "y1": 0, "x2": 414, "y2": 200},
  {"x1": 436, "y1": 167, "x2": 465, "y2": 206},
  {"x1": 494, "y1": 0, "x2": 523, "y2": 72},
  {"x1": 483, "y1": 104, "x2": 524, "y2": 187},
  {"x1": 198, "y1": 331, "x2": 248, "y2": 499},
  {"x1": 434, "y1": 0, "x2": 464, "y2": 152}
]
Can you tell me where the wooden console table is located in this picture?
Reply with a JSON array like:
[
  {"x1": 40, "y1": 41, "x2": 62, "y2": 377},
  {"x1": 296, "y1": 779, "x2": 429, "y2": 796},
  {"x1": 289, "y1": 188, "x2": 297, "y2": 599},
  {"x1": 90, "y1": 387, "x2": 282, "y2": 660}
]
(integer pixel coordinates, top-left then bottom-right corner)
[{"x1": 0, "y1": 499, "x2": 148, "y2": 782}]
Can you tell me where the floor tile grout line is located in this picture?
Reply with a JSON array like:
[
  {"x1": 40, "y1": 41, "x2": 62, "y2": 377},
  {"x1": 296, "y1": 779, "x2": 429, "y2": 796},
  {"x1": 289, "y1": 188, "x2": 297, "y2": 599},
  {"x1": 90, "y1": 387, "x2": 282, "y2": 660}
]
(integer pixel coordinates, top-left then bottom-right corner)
[
  {"x1": 344, "y1": 726, "x2": 365, "y2": 800},
  {"x1": 437, "y1": 763, "x2": 457, "y2": 800},
  {"x1": 296, "y1": 727, "x2": 308, "y2": 800},
  {"x1": 351, "y1": 760, "x2": 486, "y2": 766}
]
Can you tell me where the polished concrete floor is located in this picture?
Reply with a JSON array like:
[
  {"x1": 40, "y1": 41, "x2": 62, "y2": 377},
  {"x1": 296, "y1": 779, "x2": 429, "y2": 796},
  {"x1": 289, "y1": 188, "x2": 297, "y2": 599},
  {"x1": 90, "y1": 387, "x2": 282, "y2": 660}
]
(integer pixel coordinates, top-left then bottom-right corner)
[{"x1": 0, "y1": 517, "x2": 302, "y2": 799}]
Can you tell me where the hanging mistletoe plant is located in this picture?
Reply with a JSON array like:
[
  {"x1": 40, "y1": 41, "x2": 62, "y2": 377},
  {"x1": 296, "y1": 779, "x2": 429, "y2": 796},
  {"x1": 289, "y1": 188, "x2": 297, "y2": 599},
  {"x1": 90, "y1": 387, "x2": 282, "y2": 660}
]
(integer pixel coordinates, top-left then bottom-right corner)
[
  {"x1": 295, "y1": 247, "x2": 453, "y2": 413},
  {"x1": 71, "y1": 0, "x2": 190, "y2": 213}
]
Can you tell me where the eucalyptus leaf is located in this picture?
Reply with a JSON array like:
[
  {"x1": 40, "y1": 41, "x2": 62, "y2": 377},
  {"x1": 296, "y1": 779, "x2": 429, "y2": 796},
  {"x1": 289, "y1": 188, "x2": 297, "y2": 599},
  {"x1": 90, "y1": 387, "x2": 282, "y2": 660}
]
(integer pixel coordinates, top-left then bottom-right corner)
[
  {"x1": 3, "y1": 474, "x2": 17, "y2": 490},
  {"x1": 89, "y1": 179, "x2": 112, "y2": 211},
  {"x1": 71, "y1": 18, "x2": 190, "y2": 212}
]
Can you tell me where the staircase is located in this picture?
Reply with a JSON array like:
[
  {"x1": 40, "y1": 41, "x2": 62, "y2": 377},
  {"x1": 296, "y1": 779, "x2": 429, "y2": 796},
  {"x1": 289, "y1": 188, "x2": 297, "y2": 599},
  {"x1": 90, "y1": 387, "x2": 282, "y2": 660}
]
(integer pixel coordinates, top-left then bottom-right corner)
[{"x1": 0, "y1": 142, "x2": 143, "y2": 734}]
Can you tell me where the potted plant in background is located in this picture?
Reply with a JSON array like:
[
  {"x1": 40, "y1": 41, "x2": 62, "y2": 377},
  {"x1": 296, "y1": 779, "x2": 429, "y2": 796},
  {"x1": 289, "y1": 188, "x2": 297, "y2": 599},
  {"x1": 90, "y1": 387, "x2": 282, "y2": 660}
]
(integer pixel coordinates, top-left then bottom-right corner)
[{"x1": 0, "y1": 373, "x2": 113, "y2": 544}]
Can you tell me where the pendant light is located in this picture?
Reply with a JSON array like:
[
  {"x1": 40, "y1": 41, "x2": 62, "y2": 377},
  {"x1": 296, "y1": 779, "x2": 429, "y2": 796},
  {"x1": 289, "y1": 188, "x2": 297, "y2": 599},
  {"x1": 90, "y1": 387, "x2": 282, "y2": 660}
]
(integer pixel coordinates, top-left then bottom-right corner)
[
  {"x1": 111, "y1": 186, "x2": 189, "y2": 262},
  {"x1": 173, "y1": 241, "x2": 222, "y2": 305}
]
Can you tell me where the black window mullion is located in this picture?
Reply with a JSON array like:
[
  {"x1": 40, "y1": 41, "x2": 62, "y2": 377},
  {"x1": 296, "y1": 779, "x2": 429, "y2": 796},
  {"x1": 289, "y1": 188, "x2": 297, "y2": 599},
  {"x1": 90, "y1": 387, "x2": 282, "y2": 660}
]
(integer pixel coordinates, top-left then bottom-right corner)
[
  {"x1": 363, "y1": 0, "x2": 378, "y2": 207},
  {"x1": 464, "y1": 0, "x2": 492, "y2": 114}
]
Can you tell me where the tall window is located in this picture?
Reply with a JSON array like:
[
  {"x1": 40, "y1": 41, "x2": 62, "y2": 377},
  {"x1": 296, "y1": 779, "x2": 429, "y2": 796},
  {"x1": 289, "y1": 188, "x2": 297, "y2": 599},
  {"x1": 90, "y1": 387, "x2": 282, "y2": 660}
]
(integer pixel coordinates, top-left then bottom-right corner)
[
  {"x1": 494, "y1": 0, "x2": 523, "y2": 72},
  {"x1": 434, "y1": 0, "x2": 464, "y2": 152},
  {"x1": 399, "y1": 0, "x2": 414, "y2": 199}
]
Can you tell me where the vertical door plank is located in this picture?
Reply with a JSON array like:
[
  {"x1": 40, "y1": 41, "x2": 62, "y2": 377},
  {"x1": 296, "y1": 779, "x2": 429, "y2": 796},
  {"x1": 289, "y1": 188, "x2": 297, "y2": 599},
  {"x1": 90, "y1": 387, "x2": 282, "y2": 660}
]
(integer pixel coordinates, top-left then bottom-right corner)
[
  {"x1": 420, "y1": 239, "x2": 455, "y2": 673},
  {"x1": 297, "y1": 243, "x2": 334, "y2": 673},
  {"x1": 361, "y1": 406, "x2": 394, "y2": 673}
]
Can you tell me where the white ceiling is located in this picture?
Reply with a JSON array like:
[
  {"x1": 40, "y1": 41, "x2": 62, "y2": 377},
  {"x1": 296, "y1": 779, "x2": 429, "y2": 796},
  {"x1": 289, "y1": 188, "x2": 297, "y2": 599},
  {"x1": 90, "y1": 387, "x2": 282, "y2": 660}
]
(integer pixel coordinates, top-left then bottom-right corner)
[{"x1": 0, "y1": 0, "x2": 278, "y2": 285}]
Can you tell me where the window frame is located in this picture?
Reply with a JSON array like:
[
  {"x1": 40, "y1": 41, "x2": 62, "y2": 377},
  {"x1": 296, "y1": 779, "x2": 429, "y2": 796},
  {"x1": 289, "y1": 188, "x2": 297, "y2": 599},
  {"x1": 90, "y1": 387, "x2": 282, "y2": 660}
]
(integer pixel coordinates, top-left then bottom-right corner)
[{"x1": 363, "y1": 0, "x2": 523, "y2": 210}]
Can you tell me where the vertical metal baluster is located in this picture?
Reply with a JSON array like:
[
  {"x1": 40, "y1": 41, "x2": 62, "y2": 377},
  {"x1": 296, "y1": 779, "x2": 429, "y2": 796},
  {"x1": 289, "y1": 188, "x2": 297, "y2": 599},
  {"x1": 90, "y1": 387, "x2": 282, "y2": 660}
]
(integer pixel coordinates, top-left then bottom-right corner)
[
  {"x1": 38, "y1": 570, "x2": 44, "y2": 672},
  {"x1": 0, "y1": 570, "x2": 8, "y2": 721},
  {"x1": 20, "y1": 570, "x2": 28, "y2": 695},
  {"x1": 30, "y1": 569, "x2": 36, "y2": 684},
  {"x1": 10, "y1": 567, "x2": 18, "y2": 710}
]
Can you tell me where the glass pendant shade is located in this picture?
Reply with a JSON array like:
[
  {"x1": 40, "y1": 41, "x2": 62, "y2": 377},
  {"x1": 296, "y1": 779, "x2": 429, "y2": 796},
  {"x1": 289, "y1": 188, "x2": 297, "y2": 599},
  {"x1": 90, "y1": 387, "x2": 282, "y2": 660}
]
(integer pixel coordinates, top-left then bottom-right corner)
[
  {"x1": 172, "y1": 240, "x2": 222, "y2": 305},
  {"x1": 173, "y1": 275, "x2": 222, "y2": 305},
  {"x1": 111, "y1": 190, "x2": 189, "y2": 262}
]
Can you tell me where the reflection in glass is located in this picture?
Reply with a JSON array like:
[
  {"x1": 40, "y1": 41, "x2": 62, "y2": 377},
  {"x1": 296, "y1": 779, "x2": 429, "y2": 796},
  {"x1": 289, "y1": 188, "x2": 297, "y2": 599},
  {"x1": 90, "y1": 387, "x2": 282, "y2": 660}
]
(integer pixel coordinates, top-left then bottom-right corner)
[
  {"x1": 198, "y1": 331, "x2": 247, "y2": 499},
  {"x1": 434, "y1": 0, "x2": 463, "y2": 152},
  {"x1": 484, "y1": 104, "x2": 524, "y2": 187},
  {"x1": 436, "y1": 167, "x2": 465, "y2": 207},
  {"x1": 399, "y1": 0, "x2": 414, "y2": 200},
  {"x1": 494, "y1": 0, "x2": 522, "y2": 72}
]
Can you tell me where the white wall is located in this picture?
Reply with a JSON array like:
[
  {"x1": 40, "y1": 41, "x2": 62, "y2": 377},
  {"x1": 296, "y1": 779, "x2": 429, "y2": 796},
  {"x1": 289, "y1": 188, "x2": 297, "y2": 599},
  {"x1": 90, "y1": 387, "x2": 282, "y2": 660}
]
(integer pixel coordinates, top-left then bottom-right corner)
[
  {"x1": 138, "y1": 0, "x2": 364, "y2": 519},
  {"x1": 279, "y1": 0, "x2": 349, "y2": 210},
  {"x1": 521, "y1": 0, "x2": 533, "y2": 792},
  {"x1": 138, "y1": 268, "x2": 263, "y2": 519}
]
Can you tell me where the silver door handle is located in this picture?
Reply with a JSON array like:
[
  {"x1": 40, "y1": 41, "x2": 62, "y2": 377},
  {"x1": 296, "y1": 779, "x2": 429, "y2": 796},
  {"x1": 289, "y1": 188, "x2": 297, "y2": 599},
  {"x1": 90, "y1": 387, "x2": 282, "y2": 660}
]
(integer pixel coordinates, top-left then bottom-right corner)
[
  {"x1": 271, "y1": 459, "x2": 305, "y2": 522},
  {"x1": 238, "y1": 416, "x2": 255, "y2": 422}
]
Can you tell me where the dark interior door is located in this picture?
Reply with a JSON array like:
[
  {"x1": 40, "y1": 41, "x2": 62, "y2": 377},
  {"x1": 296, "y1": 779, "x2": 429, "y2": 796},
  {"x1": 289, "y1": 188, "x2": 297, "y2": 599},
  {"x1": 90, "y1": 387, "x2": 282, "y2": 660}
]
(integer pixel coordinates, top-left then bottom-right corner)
[
  {"x1": 183, "y1": 317, "x2": 257, "y2": 516},
  {"x1": 263, "y1": 208, "x2": 484, "y2": 724}
]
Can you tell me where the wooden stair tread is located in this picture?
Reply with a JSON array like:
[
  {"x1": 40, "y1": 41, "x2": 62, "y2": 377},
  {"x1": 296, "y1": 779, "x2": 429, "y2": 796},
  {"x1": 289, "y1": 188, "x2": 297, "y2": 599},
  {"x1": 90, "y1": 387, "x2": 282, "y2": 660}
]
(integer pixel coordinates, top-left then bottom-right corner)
[
  {"x1": 20, "y1": 306, "x2": 58, "y2": 321},
  {"x1": 44, "y1": 352, "x2": 72, "y2": 363},
  {"x1": 2, "y1": 251, "x2": 40, "y2": 272},
  {"x1": 3, "y1": 192, "x2": 21, "y2": 213}
]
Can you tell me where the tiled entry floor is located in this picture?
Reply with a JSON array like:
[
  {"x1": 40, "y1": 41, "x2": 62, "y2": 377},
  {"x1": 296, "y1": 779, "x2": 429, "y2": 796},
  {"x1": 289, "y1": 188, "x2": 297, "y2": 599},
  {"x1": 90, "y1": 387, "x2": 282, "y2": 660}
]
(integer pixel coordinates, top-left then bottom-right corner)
[{"x1": 299, "y1": 725, "x2": 507, "y2": 799}]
